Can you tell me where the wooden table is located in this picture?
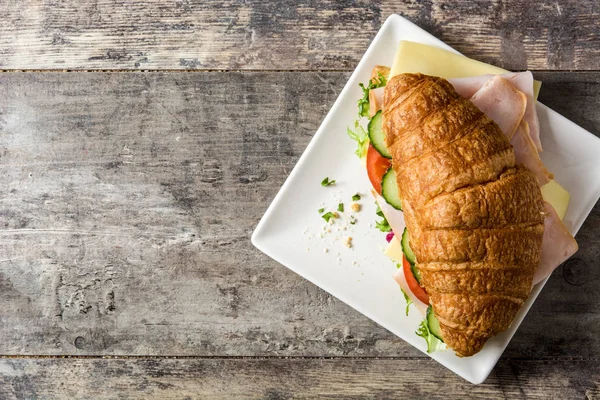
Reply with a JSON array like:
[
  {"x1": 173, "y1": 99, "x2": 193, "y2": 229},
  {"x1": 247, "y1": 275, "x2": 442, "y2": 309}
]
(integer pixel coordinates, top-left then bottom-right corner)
[{"x1": 1, "y1": 1, "x2": 599, "y2": 398}]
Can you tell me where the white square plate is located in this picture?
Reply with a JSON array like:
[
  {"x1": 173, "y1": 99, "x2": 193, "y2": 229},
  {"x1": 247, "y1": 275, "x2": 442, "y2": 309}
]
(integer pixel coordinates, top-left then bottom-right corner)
[{"x1": 251, "y1": 14, "x2": 600, "y2": 384}]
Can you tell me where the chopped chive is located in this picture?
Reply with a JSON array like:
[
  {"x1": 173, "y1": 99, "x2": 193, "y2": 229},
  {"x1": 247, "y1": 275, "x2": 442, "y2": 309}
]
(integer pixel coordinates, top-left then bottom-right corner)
[
  {"x1": 318, "y1": 207, "x2": 325, "y2": 214},
  {"x1": 321, "y1": 177, "x2": 336, "y2": 187},
  {"x1": 352, "y1": 193, "x2": 361, "y2": 201},
  {"x1": 337, "y1": 203, "x2": 344, "y2": 212},
  {"x1": 322, "y1": 212, "x2": 335, "y2": 223}
]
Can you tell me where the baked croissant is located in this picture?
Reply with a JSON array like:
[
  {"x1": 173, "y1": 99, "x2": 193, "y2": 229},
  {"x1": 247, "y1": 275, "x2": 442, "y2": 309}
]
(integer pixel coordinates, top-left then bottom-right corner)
[{"x1": 383, "y1": 73, "x2": 546, "y2": 357}]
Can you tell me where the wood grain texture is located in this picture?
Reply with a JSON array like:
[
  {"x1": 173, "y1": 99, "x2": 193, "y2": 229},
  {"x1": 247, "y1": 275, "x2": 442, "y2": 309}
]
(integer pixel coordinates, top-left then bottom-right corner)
[
  {"x1": 0, "y1": 357, "x2": 598, "y2": 399},
  {"x1": 0, "y1": 72, "x2": 598, "y2": 361},
  {"x1": 0, "y1": 1, "x2": 599, "y2": 71}
]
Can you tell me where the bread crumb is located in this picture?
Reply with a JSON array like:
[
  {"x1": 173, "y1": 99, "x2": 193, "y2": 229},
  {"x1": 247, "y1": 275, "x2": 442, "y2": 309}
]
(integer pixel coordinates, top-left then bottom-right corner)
[
  {"x1": 351, "y1": 203, "x2": 361, "y2": 212},
  {"x1": 323, "y1": 248, "x2": 329, "y2": 253},
  {"x1": 344, "y1": 237, "x2": 353, "y2": 248}
]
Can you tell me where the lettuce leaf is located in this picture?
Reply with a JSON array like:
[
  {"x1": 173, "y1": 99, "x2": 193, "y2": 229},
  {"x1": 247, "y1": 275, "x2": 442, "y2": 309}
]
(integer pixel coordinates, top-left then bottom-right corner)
[
  {"x1": 346, "y1": 72, "x2": 388, "y2": 158},
  {"x1": 375, "y1": 204, "x2": 391, "y2": 232},
  {"x1": 415, "y1": 318, "x2": 444, "y2": 353},
  {"x1": 357, "y1": 72, "x2": 388, "y2": 118},
  {"x1": 401, "y1": 288, "x2": 413, "y2": 316},
  {"x1": 346, "y1": 122, "x2": 369, "y2": 158}
]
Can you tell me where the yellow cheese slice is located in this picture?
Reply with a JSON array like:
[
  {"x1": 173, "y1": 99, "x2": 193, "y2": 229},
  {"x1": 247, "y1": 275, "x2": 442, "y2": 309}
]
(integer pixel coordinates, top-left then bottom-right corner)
[
  {"x1": 541, "y1": 180, "x2": 570, "y2": 220},
  {"x1": 384, "y1": 236, "x2": 404, "y2": 264},
  {"x1": 389, "y1": 41, "x2": 541, "y2": 99}
]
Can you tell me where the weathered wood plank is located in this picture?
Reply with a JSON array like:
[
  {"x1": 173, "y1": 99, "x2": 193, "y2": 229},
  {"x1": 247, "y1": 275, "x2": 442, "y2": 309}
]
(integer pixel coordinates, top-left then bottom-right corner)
[
  {"x1": 0, "y1": 72, "x2": 598, "y2": 358},
  {"x1": 0, "y1": 1, "x2": 598, "y2": 71},
  {"x1": 0, "y1": 357, "x2": 598, "y2": 399}
]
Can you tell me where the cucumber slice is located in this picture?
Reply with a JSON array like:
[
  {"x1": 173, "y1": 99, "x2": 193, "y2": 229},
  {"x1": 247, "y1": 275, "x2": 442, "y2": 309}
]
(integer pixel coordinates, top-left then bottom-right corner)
[
  {"x1": 426, "y1": 306, "x2": 444, "y2": 342},
  {"x1": 410, "y1": 264, "x2": 422, "y2": 284},
  {"x1": 368, "y1": 110, "x2": 392, "y2": 159},
  {"x1": 381, "y1": 169, "x2": 402, "y2": 210},
  {"x1": 401, "y1": 228, "x2": 421, "y2": 283},
  {"x1": 401, "y1": 228, "x2": 416, "y2": 265}
]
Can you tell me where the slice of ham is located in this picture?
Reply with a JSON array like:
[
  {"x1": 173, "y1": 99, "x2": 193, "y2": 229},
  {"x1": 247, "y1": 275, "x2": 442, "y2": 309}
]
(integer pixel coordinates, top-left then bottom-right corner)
[
  {"x1": 393, "y1": 268, "x2": 428, "y2": 315},
  {"x1": 469, "y1": 76, "x2": 527, "y2": 139},
  {"x1": 533, "y1": 202, "x2": 579, "y2": 285},
  {"x1": 510, "y1": 123, "x2": 553, "y2": 185},
  {"x1": 369, "y1": 87, "x2": 385, "y2": 117},
  {"x1": 504, "y1": 72, "x2": 542, "y2": 152},
  {"x1": 373, "y1": 191, "x2": 405, "y2": 236},
  {"x1": 466, "y1": 76, "x2": 552, "y2": 185},
  {"x1": 465, "y1": 76, "x2": 572, "y2": 283},
  {"x1": 449, "y1": 71, "x2": 542, "y2": 151}
]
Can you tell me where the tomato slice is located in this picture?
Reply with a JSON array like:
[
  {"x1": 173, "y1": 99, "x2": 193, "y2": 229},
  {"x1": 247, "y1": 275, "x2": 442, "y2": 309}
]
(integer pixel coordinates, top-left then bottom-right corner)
[
  {"x1": 366, "y1": 144, "x2": 392, "y2": 195},
  {"x1": 403, "y1": 255, "x2": 429, "y2": 305}
]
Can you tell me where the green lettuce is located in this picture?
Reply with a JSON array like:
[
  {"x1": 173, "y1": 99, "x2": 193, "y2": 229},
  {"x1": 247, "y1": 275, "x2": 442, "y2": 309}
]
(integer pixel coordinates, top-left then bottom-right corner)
[
  {"x1": 357, "y1": 72, "x2": 388, "y2": 118},
  {"x1": 346, "y1": 72, "x2": 388, "y2": 159},
  {"x1": 346, "y1": 122, "x2": 369, "y2": 159},
  {"x1": 415, "y1": 319, "x2": 444, "y2": 353},
  {"x1": 401, "y1": 288, "x2": 413, "y2": 317},
  {"x1": 375, "y1": 204, "x2": 391, "y2": 232}
]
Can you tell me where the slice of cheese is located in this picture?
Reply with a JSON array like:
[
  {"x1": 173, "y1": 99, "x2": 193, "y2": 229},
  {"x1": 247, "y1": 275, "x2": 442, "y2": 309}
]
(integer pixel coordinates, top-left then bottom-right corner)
[
  {"x1": 541, "y1": 179, "x2": 570, "y2": 220},
  {"x1": 384, "y1": 236, "x2": 404, "y2": 264},
  {"x1": 390, "y1": 41, "x2": 541, "y2": 99}
]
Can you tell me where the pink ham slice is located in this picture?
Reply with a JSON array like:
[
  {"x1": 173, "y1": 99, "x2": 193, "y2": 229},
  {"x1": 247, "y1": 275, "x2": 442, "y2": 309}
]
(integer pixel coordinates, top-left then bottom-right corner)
[
  {"x1": 505, "y1": 72, "x2": 542, "y2": 152},
  {"x1": 533, "y1": 202, "x2": 579, "y2": 285},
  {"x1": 465, "y1": 76, "x2": 573, "y2": 283},
  {"x1": 449, "y1": 72, "x2": 542, "y2": 151},
  {"x1": 448, "y1": 75, "x2": 493, "y2": 99},
  {"x1": 394, "y1": 268, "x2": 428, "y2": 315},
  {"x1": 510, "y1": 123, "x2": 553, "y2": 185},
  {"x1": 467, "y1": 76, "x2": 552, "y2": 185},
  {"x1": 469, "y1": 76, "x2": 527, "y2": 139},
  {"x1": 373, "y1": 191, "x2": 405, "y2": 236},
  {"x1": 369, "y1": 87, "x2": 385, "y2": 117}
]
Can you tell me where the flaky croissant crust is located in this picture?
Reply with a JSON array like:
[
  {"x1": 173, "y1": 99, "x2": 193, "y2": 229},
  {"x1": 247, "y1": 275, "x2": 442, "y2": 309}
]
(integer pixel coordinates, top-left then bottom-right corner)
[{"x1": 383, "y1": 73, "x2": 545, "y2": 357}]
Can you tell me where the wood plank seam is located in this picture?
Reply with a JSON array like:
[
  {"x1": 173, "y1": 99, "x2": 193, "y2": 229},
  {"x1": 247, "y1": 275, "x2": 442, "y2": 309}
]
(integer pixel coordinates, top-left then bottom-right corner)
[
  {"x1": 1, "y1": 70, "x2": 600, "y2": 73},
  {"x1": 0, "y1": 356, "x2": 598, "y2": 361}
]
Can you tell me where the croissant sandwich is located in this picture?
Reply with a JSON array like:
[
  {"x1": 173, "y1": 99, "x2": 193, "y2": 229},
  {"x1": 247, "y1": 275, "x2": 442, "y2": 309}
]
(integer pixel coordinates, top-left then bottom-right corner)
[
  {"x1": 384, "y1": 73, "x2": 547, "y2": 356},
  {"x1": 347, "y1": 46, "x2": 579, "y2": 357}
]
